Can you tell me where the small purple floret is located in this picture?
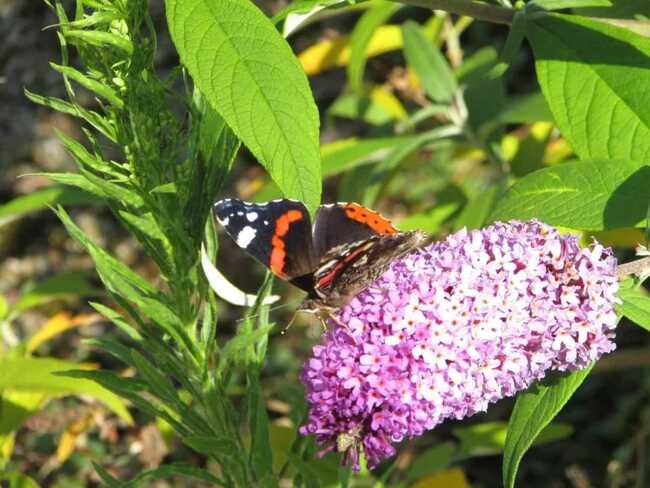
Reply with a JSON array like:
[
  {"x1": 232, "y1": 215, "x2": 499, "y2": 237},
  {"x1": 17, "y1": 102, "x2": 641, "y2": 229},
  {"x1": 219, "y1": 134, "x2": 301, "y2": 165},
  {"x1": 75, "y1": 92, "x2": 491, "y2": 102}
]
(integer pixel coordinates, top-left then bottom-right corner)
[{"x1": 300, "y1": 220, "x2": 619, "y2": 470}]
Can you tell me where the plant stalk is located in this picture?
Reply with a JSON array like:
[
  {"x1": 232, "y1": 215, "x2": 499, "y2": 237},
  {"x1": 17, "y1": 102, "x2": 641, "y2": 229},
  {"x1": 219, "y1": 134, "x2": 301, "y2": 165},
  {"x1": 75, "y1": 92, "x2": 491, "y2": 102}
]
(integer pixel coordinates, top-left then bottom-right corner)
[{"x1": 394, "y1": 0, "x2": 515, "y2": 25}]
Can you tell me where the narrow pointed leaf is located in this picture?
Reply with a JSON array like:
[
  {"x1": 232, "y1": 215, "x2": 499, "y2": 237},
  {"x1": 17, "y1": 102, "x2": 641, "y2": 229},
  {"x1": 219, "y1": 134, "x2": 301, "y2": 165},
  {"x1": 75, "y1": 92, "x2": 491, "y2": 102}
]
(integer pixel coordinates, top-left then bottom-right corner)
[{"x1": 401, "y1": 20, "x2": 456, "y2": 102}]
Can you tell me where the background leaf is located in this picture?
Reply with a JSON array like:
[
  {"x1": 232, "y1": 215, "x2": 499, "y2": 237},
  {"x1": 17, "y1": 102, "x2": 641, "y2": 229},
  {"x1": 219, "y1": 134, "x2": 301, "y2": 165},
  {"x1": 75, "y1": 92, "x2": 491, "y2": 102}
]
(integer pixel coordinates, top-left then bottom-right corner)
[
  {"x1": 527, "y1": 14, "x2": 650, "y2": 161},
  {"x1": 401, "y1": 20, "x2": 456, "y2": 102},
  {"x1": 489, "y1": 159, "x2": 650, "y2": 230},
  {"x1": 0, "y1": 357, "x2": 132, "y2": 423},
  {"x1": 347, "y1": 1, "x2": 397, "y2": 93},
  {"x1": 165, "y1": 0, "x2": 322, "y2": 211},
  {"x1": 616, "y1": 279, "x2": 650, "y2": 331}
]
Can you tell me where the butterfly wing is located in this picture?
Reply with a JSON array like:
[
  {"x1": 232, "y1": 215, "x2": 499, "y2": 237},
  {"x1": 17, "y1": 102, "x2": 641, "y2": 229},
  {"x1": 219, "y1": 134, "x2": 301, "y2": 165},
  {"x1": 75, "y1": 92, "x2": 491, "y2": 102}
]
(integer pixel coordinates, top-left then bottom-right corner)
[
  {"x1": 213, "y1": 199, "x2": 318, "y2": 289},
  {"x1": 312, "y1": 202, "x2": 400, "y2": 259},
  {"x1": 306, "y1": 231, "x2": 426, "y2": 310}
]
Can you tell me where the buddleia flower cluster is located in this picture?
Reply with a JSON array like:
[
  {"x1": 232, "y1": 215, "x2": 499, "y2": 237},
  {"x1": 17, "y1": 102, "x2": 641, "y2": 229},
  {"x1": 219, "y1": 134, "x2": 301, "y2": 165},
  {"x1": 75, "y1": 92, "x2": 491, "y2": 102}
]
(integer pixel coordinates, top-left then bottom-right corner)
[{"x1": 300, "y1": 220, "x2": 619, "y2": 470}]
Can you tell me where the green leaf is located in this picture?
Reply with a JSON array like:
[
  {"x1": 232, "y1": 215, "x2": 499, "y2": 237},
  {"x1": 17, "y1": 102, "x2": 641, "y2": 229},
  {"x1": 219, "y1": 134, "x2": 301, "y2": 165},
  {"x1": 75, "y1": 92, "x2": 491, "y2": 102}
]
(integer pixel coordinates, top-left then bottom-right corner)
[
  {"x1": 64, "y1": 29, "x2": 133, "y2": 54},
  {"x1": 25, "y1": 89, "x2": 116, "y2": 140},
  {"x1": 406, "y1": 442, "x2": 455, "y2": 481},
  {"x1": 575, "y1": 0, "x2": 650, "y2": 18},
  {"x1": 49, "y1": 63, "x2": 123, "y2": 108},
  {"x1": 362, "y1": 126, "x2": 460, "y2": 206},
  {"x1": 453, "y1": 183, "x2": 502, "y2": 231},
  {"x1": 497, "y1": 93, "x2": 554, "y2": 125},
  {"x1": 454, "y1": 421, "x2": 573, "y2": 458},
  {"x1": 328, "y1": 92, "x2": 397, "y2": 126},
  {"x1": 489, "y1": 11, "x2": 526, "y2": 78},
  {"x1": 0, "y1": 186, "x2": 98, "y2": 227},
  {"x1": 527, "y1": 14, "x2": 650, "y2": 161},
  {"x1": 503, "y1": 365, "x2": 594, "y2": 488},
  {"x1": 217, "y1": 323, "x2": 275, "y2": 374},
  {"x1": 615, "y1": 279, "x2": 650, "y2": 331},
  {"x1": 247, "y1": 370, "x2": 274, "y2": 479},
  {"x1": 0, "y1": 471, "x2": 40, "y2": 488},
  {"x1": 457, "y1": 47, "x2": 506, "y2": 133},
  {"x1": 401, "y1": 20, "x2": 456, "y2": 102},
  {"x1": 83, "y1": 338, "x2": 136, "y2": 367},
  {"x1": 89, "y1": 301, "x2": 142, "y2": 341},
  {"x1": 165, "y1": 0, "x2": 321, "y2": 212},
  {"x1": 489, "y1": 159, "x2": 650, "y2": 230},
  {"x1": 183, "y1": 435, "x2": 239, "y2": 456},
  {"x1": 95, "y1": 460, "x2": 226, "y2": 488},
  {"x1": 322, "y1": 136, "x2": 415, "y2": 177},
  {"x1": 54, "y1": 206, "x2": 158, "y2": 299},
  {"x1": 348, "y1": 1, "x2": 397, "y2": 93},
  {"x1": 55, "y1": 369, "x2": 146, "y2": 396},
  {"x1": 530, "y1": 0, "x2": 612, "y2": 9},
  {"x1": 13, "y1": 271, "x2": 101, "y2": 314},
  {"x1": 130, "y1": 350, "x2": 182, "y2": 407},
  {"x1": 0, "y1": 357, "x2": 132, "y2": 423},
  {"x1": 0, "y1": 391, "x2": 48, "y2": 455},
  {"x1": 398, "y1": 185, "x2": 466, "y2": 234},
  {"x1": 184, "y1": 89, "x2": 241, "y2": 243}
]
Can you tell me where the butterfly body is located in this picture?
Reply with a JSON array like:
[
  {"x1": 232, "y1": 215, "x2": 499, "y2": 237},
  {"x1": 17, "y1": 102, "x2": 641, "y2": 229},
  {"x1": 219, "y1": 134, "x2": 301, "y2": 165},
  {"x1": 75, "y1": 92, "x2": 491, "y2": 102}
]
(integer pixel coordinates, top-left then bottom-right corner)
[{"x1": 213, "y1": 198, "x2": 425, "y2": 314}]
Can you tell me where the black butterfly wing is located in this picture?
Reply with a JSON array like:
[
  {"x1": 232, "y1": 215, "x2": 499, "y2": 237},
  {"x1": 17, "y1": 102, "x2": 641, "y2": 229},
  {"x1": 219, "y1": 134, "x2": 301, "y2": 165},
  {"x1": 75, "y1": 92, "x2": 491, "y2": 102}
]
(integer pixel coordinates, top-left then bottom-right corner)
[
  {"x1": 312, "y1": 202, "x2": 401, "y2": 259},
  {"x1": 213, "y1": 199, "x2": 318, "y2": 289}
]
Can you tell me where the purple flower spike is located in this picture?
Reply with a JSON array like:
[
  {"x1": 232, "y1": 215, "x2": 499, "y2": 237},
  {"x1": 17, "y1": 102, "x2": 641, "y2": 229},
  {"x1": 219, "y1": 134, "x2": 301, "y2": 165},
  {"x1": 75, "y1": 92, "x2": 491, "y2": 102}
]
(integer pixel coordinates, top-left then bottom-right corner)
[{"x1": 300, "y1": 220, "x2": 619, "y2": 471}]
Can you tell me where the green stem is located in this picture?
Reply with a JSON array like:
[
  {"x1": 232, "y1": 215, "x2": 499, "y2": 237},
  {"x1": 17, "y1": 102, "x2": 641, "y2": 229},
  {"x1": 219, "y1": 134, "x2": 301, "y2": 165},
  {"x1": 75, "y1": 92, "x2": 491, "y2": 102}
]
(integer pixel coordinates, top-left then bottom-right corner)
[{"x1": 393, "y1": 0, "x2": 515, "y2": 25}]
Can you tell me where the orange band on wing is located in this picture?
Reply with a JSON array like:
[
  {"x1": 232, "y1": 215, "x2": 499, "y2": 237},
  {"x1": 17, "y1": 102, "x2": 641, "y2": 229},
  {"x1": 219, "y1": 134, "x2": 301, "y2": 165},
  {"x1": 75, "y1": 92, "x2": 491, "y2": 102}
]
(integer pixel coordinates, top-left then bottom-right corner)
[
  {"x1": 269, "y1": 210, "x2": 304, "y2": 276},
  {"x1": 343, "y1": 203, "x2": 399, "y2": 234}
]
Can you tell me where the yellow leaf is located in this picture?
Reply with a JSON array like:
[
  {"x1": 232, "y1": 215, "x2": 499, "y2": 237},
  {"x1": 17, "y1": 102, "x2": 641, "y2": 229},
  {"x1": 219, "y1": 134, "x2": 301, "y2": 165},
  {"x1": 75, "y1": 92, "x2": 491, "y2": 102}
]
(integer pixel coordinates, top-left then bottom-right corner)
[
  {"x1": 544, "y1": 136, "x2": 574, "y2": 165},
  {"x1": 299, "y1": 25, "x2": 402, "y2": 75},
  {"x1": 368, "y1": 85, "x2": 407, "y2": 120},
  {"x1": 1, "y1": 434, "x2": 15, "y2": 461},
  {"x1": 410, "y1": 468, "x2": 470, "y2": 488},
  {"x1": 587, "y1": 228, "x2": 645, "y2": 248},
  {"x1": 56, "y1": 410, "x2": 96, "y2": 463},
  {"x1": 26, "y1": 312, "x2": 101, "y2": 354}
]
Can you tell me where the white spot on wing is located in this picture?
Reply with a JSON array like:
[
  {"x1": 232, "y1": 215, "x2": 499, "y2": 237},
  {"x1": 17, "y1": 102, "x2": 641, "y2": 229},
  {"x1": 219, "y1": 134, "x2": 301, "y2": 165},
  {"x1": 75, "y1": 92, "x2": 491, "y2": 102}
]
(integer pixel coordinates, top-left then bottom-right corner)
[
  {"x1": 236, "y1": 226, "x2": 257, "y2": 248},
  {"x1": 264, "y1": 220, "x2": 269, "y2": 225},
  {"x1": 246, "y1": 212, "x2": 258, "y2": 222},
  {"x1": 237, "y1": 211, "x2": 244, "y2": 216}
]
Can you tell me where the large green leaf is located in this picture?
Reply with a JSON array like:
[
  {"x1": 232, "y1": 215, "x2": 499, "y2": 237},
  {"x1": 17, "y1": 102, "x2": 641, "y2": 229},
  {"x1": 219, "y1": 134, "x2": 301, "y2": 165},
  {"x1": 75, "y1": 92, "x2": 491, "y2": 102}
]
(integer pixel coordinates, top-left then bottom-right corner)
[
  {"x1": 489, "y1": 159, "x2": 650, "y2": 230},
  {"x1": 527, "y1": 14, "x2": 650, "y2": 161},
  {"x1": 0, "y1": 357, "x2": 132, "y2": 423},
  {"x1": 165, "y1": 0, "x2": 321, "y2": 212},
  {"x1": 503, "y1": 365, "x2": 593, "y2": 488}
]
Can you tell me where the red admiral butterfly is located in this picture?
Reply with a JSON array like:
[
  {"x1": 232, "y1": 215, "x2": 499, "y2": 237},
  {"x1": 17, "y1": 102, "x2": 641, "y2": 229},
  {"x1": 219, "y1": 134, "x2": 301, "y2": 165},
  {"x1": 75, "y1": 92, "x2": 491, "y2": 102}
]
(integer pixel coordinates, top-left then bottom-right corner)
[{"x1": 213, "y1": 198, "x2": 425, "y2": 315}]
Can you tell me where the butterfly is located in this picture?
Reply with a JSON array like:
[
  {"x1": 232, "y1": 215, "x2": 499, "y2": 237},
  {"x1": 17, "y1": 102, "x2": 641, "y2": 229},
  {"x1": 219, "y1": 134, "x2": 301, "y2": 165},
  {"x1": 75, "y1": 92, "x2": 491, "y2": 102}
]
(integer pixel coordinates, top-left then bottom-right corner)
[{"x1": 213, "y1": 198, "x2": 425, "y2": 318}]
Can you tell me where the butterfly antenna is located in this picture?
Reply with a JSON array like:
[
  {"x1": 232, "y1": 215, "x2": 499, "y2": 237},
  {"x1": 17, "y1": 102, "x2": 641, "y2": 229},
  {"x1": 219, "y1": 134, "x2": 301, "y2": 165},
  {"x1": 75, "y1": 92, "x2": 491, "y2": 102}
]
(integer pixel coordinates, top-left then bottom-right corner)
[
  {"x1": 234, "y1": 298, "x2": 302, "y2": 324},
  {"x1": 281, "y1": 312, "x2": 298, "y2": 335}
]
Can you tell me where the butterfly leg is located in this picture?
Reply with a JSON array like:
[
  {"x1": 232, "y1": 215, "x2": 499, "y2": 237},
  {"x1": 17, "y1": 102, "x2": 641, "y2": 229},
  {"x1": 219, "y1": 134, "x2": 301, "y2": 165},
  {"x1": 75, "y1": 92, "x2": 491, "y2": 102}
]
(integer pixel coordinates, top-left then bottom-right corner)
[{"x1": 324, "y1": 311, "x2": 358, "y2": 342}]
